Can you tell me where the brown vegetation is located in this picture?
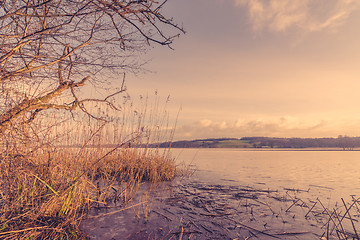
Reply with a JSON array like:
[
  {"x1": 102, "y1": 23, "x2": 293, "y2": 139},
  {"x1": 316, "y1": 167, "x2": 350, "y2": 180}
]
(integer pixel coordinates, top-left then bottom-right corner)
[
  {"x1": 0, "y1": 92, "x2": 179, "y2": 239},
  {"x1": 0, "y1": 1, "x2": 183, "y2": 238},
  {"x1": 0, "y1": 130, "x2": 177, "y2": 239},
  {"x1": 0, "y1": 146, "x2": 177, "y2": 239}
]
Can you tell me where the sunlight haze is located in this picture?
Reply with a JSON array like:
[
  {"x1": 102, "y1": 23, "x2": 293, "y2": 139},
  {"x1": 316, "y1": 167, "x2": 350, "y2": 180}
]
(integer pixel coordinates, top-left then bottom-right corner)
[{"x1": 127, "y1": 0, "x2": 360, "y2": 140}]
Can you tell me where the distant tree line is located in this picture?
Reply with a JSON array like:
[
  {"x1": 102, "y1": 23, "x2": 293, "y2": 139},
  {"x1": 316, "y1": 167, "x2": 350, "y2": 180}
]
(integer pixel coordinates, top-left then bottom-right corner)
[
  {"x1": 241, "y1": 136, "x2": 359, "y2": 150},
  {"x1": 158, "y1": 138, "x2": 236, "y2": 148},
  {"x1": 157, "y1": 136, "x2": 360, "y2": 149}
]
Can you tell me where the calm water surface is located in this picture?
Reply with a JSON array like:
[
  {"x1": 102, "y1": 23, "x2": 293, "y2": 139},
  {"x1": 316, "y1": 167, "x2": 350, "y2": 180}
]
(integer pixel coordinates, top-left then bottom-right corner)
[{"x1": 172, "y1": 148, "x2": 360, "y2": 199}]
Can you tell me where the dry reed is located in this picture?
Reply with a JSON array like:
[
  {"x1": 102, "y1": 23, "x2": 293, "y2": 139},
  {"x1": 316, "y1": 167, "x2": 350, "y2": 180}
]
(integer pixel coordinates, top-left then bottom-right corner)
[{"x1": 0, "y1": 94, "x2": 178, "y2": 239}]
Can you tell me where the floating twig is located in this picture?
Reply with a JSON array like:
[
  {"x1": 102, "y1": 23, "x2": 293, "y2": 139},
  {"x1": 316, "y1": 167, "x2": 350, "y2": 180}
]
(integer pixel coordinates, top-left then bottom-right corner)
[
  {"x1": 273, "y1": 231, "x2": 311, "y2": 236},
  {"x1": 285, "y1": 199, "x2": 300, "y2": 212},
  {"x1": 235, "y1": 222, "x2": 281, "y2": 239},
  {"x1": 266, "y1": 201, "x2": 276, "y2": 214},
  {"x1": 305, "y1": 201, "x2": 317, "y2": 218},
  {"x1": 309, "y1": 184, "x2": 334, "y2": 190},
  {"x1": 152, "y1": 210, "x2": 172, "y2": 221}
]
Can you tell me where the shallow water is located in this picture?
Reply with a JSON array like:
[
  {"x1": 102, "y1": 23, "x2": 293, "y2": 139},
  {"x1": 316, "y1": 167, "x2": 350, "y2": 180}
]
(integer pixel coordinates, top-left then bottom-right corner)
[
  {"x1": 172, "y1": 148, "x2": 360, "y2": 200},
  {"x1": 81, "y1": 148, "x2": 360, "y2": 239}
]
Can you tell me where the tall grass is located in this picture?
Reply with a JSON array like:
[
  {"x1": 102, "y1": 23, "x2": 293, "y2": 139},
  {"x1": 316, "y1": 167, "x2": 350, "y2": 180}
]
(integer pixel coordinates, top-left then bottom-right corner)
[{"x1": 0, "y1": 93, "x2": 178, "y2": 239}]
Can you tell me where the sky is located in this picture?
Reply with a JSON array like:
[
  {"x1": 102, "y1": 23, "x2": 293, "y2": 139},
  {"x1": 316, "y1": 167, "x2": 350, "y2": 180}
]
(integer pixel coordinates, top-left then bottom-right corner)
[{"x1": 126, "y1": 0, "x2": 360, "y2": 140}]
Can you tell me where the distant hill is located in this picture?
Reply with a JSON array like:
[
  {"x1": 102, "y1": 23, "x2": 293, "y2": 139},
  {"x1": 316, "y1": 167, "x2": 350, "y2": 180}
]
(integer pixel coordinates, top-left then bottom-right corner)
[
  {"x1": 159, "y1": 138, "x2": 250, "y2": 148},
  {"x1": 158, "y1": 136, "x2": 360, "y2": 149}
]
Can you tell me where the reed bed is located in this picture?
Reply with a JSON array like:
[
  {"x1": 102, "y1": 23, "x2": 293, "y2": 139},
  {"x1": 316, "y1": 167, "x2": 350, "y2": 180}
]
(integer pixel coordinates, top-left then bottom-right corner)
[
  {"x1": 0, "y1": 148, "x2": 177, "y2": 239},
  {"x1": 0, "y1": 94, "x2": 178, "y2": 239}
]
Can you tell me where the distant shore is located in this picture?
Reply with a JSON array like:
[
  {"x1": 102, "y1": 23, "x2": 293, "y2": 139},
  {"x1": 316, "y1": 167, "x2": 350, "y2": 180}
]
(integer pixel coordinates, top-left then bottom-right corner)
[
  {"x1": 156, "y1": 136, "x2": 360, "y2": 150},
  {"x1": 59, "y1": 136, "x2": 360, "y2": 150}
]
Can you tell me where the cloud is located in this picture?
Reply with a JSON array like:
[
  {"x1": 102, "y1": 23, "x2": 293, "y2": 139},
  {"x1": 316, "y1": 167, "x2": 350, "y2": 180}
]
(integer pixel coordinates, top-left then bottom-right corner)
[
  {"x1": 200, "y1": 119, "x2": 213, "y2": 127},
  {"x1": 175, "y1": 117, "x2": 330, "y2": 140},
  {"x1": 234, "y1": 0, "x2": 360, "y2": 33},
  {"x1": 199, "y1": 119, "x2": 228, "y2": 129}
]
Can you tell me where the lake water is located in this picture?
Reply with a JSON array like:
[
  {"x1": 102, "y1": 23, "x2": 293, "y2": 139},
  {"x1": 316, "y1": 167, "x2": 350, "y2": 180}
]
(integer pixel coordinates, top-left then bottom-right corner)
[
  {"x1": 172, "y1": 148, "x2": 360, "y2": 200},
  {"x1": 81, "y1": 148, "x2": 360, "y2": 239}
]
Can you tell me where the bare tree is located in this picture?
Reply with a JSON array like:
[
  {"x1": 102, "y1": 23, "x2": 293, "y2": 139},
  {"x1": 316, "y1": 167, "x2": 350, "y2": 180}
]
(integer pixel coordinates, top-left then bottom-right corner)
[{"x1": 0, "y1": 0, "x2": 184, "y2": 134}]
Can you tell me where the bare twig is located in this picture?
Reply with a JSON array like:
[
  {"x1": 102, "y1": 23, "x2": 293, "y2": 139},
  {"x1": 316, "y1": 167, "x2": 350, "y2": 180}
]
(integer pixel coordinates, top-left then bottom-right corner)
[{"x1": 341, "y1": 198, "x2": 360, "y2": 239}]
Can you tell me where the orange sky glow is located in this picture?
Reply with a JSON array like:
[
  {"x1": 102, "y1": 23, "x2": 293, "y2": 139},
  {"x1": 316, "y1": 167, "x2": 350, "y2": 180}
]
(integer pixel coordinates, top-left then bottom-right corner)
[{"x1": 126, "y1": 0, "x2": 360, "y2": 140}]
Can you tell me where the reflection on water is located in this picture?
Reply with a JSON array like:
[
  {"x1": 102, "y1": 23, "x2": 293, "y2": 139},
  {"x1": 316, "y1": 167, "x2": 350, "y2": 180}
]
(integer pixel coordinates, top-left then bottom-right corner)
[{"x1": 172, "y1": 148, "x2": 360, "y2": 199}]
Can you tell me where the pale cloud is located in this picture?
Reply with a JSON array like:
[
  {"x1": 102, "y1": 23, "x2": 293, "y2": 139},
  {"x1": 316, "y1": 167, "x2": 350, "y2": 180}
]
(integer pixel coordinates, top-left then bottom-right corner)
[
  {"x1": 200, "y1": 119, "x2": 228, "y2": 129},
  {"x1": 235, "y1": 0, "x2": 360, "y2": 33},
  {"x1": 175, "y1": 117, "x2": 331, "y2": 140},
  {"x1": 200, "y1": 119, "x2": 213, "y2": 127},
  {"x1": 218, "y1": 121, "x2": 228, "y2": 129}
]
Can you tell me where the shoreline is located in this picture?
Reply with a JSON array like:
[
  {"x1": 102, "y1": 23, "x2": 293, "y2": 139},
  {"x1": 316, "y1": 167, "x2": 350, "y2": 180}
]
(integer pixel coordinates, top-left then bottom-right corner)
[{"x1": 170, "y1": 147, "x2": 360, "y2": 151}]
